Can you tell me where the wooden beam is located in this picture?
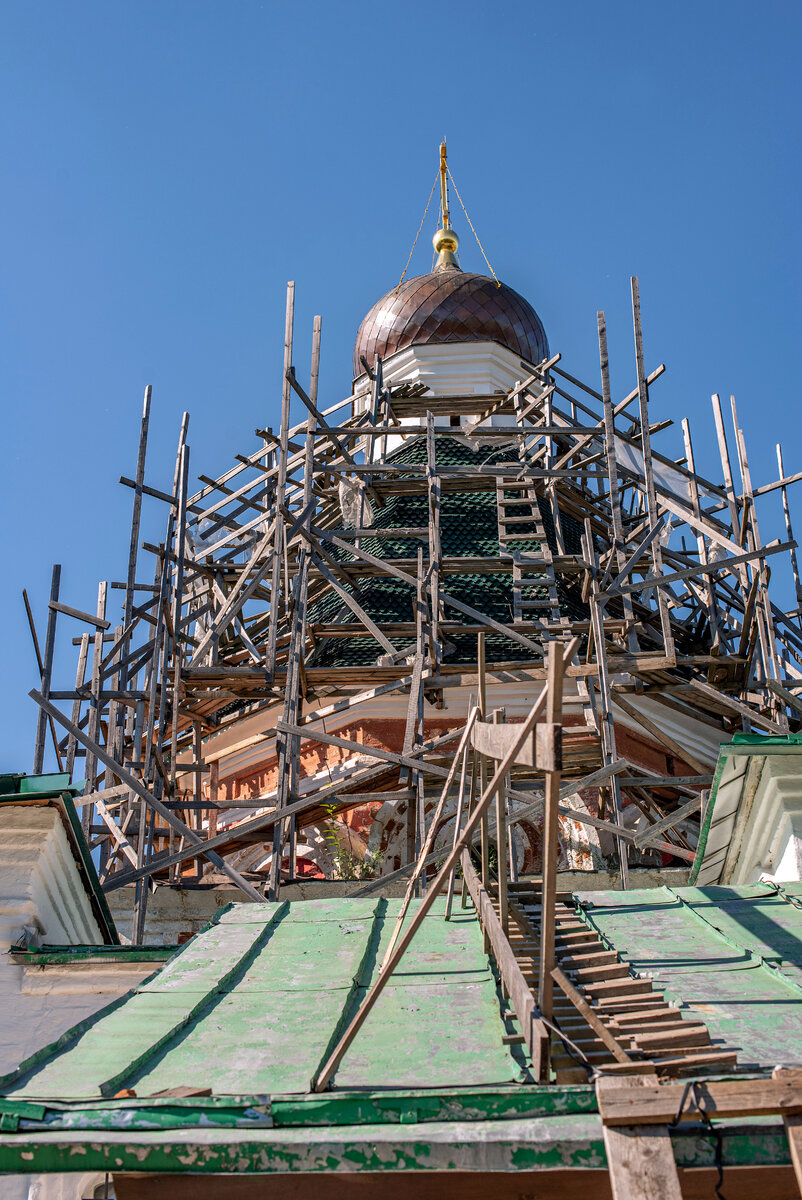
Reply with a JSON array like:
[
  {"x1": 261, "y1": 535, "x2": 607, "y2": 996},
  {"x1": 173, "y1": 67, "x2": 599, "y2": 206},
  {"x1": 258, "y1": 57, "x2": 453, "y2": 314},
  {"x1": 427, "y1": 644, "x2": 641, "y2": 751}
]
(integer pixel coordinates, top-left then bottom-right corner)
[
  {"x1": 597, "y1": 1076, "x2": 802, "y2": 1126},
  {"x1": 552, "y1": 966, "x2": 632, "y2": 1064},
  {"x1": 28, "y1": 688, "x2": 265, "y2": 904},
  {"x1": 310, "y1": 638, "x2": 579, "y2": 1093},
  {"x1": 32, "y1": 564, "x2": 61, "y2": 774},
  {"x1": 774, "y1": 1068, "x2": 802, "y2": 1194},
  {"x1": 596, "y1": 1074, "x2": 682, "y2": 1200},
  {"x1": 381, "y1": 711, "x2": 478, "y2": 969},
  {"x1": 537, "y1": 641, "x2": 565, "y2": 1025},
  {"x1": 463, "y1": 854, "x2": 550, "y2": 1081},
  {"x1": 631, "y1": 794, "x2": 701, "y2": 849}
]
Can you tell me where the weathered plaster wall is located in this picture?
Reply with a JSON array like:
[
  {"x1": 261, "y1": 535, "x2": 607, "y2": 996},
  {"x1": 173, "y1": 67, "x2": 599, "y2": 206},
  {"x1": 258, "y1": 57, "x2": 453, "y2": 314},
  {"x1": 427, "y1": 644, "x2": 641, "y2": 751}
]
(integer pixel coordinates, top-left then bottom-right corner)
[
  {"x1": 199, "y1": 702, "x2": 706, "y2": 882},
  {"x1": 0, "y1": 806, "x2": 150, "y2": 1076},
  {"x1": 4, "y1": 1169, "x2": 110, "y2": 1200}
]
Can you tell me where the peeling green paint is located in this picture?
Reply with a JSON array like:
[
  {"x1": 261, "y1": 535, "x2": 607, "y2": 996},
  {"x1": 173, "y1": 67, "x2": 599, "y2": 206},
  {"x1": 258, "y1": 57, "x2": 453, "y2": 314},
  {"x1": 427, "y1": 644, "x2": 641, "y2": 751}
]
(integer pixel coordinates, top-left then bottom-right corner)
[
  {"x1": 0, "y1": 1115, "x2": 791, "y2": 1176},
  {"x1": 11, "y1": 946, "x2": 176, "y2": 966},
  {"x1": 2, "y1": 892, "x2": 798, "y2": 1178}
]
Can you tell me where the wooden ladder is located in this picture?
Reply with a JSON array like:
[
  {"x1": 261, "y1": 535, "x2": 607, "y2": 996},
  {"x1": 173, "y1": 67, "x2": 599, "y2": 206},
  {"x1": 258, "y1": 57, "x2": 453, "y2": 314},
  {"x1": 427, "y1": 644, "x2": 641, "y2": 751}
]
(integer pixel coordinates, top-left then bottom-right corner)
[
  {"x1": 501, "y1": 881, "x2": 737, "y2": 1084},
  {"x1": 495, "y1": 477, "x2": 565, "y2": 631}
]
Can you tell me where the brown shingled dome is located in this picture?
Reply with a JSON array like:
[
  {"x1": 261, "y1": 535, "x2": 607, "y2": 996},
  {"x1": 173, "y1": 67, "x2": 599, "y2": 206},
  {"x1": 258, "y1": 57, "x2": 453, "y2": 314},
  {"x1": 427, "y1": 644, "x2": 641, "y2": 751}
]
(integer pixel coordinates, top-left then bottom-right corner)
[{"x1": 354, "y1": 265, "x2": 548, "y2": 378}]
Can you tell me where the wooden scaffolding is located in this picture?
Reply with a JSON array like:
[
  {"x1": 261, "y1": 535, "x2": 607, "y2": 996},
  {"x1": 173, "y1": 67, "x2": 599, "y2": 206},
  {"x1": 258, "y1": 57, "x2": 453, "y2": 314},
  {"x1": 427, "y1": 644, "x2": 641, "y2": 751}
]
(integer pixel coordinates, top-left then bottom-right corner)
[{"x1": 24, "y1": 274, "x2": 802, "y2": 945}]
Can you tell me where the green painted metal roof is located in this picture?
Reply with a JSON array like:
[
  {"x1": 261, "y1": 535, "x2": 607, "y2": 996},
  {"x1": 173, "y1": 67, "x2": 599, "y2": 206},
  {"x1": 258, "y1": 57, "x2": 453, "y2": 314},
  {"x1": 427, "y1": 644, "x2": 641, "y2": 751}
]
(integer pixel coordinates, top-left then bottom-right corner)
[
  {"x1": 1, "y1": 897, "x2": 520, "y2": 1101},
  {"x1": 578, "y1": 884, "x2": 802, "y2": 1069},
  {"x1": 0, "y1": 889, "x2": 799, "y2": 1176}
]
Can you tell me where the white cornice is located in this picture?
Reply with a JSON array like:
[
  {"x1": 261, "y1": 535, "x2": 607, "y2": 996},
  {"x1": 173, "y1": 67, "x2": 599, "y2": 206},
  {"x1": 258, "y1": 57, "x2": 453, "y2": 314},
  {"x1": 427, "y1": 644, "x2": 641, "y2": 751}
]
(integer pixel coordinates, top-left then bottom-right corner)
[
  {"x1": 695, "y1": 746, "x2": 802, "y2": 885},
  {"x1": 353, "y1": 341, "x2": 540, "y2": 402},
  {"x1": 0, "y1": 806, "x2": 102, "y2": 950}
]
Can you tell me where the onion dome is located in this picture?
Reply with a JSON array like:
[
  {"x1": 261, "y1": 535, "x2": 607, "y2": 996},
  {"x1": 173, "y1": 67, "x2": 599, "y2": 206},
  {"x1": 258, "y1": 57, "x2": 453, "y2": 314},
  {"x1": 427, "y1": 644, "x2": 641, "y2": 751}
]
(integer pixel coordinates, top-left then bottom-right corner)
[{"x1": 354, "y1": 233, "x2": 549, "y2": 378}]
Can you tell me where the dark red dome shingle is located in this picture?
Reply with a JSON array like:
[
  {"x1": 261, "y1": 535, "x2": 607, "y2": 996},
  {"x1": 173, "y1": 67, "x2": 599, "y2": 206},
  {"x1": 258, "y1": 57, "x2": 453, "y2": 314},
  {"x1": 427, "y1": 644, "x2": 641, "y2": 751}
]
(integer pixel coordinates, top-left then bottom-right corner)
[{"x1": 354, "y1": 267, "x2": 548, "y2": 377}]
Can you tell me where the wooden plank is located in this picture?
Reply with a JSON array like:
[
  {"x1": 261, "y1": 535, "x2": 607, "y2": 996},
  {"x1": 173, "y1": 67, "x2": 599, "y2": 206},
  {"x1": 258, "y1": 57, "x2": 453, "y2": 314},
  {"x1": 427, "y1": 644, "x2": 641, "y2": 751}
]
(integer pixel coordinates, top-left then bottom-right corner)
[
  {"x1": 311, "y1": 639, "x2": 579, "y2": 1093},
  {"x1": 537, "y1": 641, "x2": 565, "y2": 1025},
  {"x1": 785, "y1": 1115, "x2": 802, "y2": 1192},
  {"x1": 683, "y1": 416, "x2": 721, "y2": 651},
  {"x1": 471, "y1": 719, "x2": 536, "y2": 766},
  {"x1": 598, "y1": 1077, "x2": 802, "y2": 1126},
  {"x1": 631, "y1": 277, "x2": 674, "y2": 663},
  {"x1": 123, "y1": 386, "x2": 152, "y2": 637},
  {"x1": 596, "y1": 1074, "x2": 682, "y2": 1200},
  {"x1": 48, "y1": 600, "x2": 111, "y2": 631},
  {"x1": 462, "y1": 854, "x2": 550, "y2": 1080},
  {"x1": 477, "y1": 632, "x2": 491, "y2": 894},
  {"x1": 297, "y1": 675, "x2": 414, "y2": 725},
  {"x1": 552, "y1": 966, "x2": 632, "y2": 1064},
  {"x1": 773, "y1": 1067, "x2": 802, "y2": 1194},
  {"x1": 632, "y1": 794, "x2": 701, "y2": 849},
  {"x1": 603, "y1": 537, "x2": 794, "y2": 599},
  {"x1": 444, "y1": 735, "x2": 472, "y2": 920},
  {"x1": 22, "y1": 587, "x2": 64, "y2": 774},
  {"x1": 189, "y1": 522, "x2": 276, "y2": 665},
  {"x1": 309, "y1": 551, "x2": 396, "y2": 656},
  {"x1": 731, "y1": 395, "x2": 785, "y2": 699},
  {"x1": 266, "y1": 281, "x2": 295, "y2": 674},
  {"x1": 32, "y1": 564, "x2": 61, "y2": 774},
  {"x1": 549, "y1": 364, "x2": 667, "y2": 474},
  {"x1": 169, "y1": 440, "x2": 190, "y2": 789},
  {"x1": 111, "y1": 1168, "x2": 617, "y2": 1200},
  {"x1": 687, "y1": 677, "x2": 787, "y2": 734},
  {"x1": 269, "y1": 548, "x2": 310, "y2": 898},
  {"x1": 598, "y1": 310, "x2": 638, "y2": 654},
  {"x1": 286, "y1": 366, "x2": 360, "y2": 470},
  {"x1": 72, "y1": 783, "x2": 131, "y2": 809},
  {"x1": 83, "y1": 581, "x2": 108, "y2": 797},
  {"x1": 381, "y1": 711, "x2": 477, "y2": 968},
  {"x1": 95, "y1": 798, "x2": 138, "y2": 869},
  {"x1": 583, "y1": 520, "x2": 629, "y2": 888},
  {"x1": 493, "y1": 709, "x2": 510, "y2": 931}
]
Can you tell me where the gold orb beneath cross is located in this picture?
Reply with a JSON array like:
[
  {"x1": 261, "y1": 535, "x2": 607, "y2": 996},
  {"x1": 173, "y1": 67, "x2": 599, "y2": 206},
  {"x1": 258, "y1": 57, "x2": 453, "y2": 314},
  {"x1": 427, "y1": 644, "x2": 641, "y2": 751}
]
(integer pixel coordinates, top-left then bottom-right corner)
[{"x1": 433, "y1": 226, "x2": 460, "y2": 255}]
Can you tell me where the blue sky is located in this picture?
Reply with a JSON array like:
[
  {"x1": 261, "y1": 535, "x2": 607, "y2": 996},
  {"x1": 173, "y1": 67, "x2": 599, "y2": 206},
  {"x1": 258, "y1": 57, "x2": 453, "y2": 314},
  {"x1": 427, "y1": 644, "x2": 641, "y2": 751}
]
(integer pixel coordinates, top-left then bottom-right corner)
[{"x1": 1, "y1": 0, "x2": 800, "y2": 771}]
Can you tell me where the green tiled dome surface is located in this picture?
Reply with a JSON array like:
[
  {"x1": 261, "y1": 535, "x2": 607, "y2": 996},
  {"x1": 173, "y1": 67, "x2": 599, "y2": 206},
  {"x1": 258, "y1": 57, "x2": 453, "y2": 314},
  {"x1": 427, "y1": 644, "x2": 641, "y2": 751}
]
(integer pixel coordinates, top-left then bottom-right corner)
[{"x1": 308, "y1": 436, "x2": 586, "y2": 667}]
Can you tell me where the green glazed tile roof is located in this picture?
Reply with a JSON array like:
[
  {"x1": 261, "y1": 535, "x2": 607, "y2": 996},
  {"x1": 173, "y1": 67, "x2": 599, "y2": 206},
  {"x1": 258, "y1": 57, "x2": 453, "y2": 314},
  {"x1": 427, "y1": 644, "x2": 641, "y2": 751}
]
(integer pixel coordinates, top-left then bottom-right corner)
[{"x1": 308, "y1": 436, "x2": 587, "y2": 668}]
